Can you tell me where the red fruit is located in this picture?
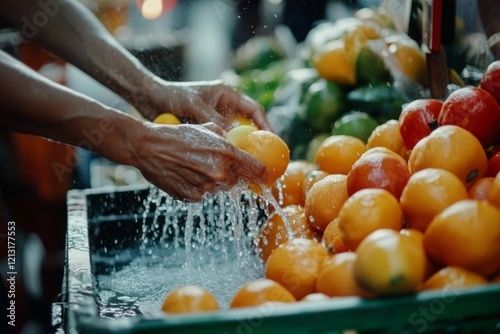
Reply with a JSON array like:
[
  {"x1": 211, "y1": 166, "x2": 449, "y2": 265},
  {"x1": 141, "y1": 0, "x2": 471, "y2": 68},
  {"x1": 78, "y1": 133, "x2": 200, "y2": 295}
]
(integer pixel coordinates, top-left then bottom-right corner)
[
  {"x1": 488, "y1": 151, "x2": 500, "y2": 177},
  {"x1": 399, "y1": 99, "x2": 442, "y2": 149},
  {"x1": 480, "y1": 60, "x2": 500, "y2": 105},
  {"x1": 438, "y1": 86, "x2": 500, "y2": 147}
]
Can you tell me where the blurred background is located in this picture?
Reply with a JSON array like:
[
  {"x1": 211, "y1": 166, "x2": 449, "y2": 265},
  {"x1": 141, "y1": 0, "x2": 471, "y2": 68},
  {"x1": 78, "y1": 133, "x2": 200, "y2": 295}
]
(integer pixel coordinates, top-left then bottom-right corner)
[{"x1": 0, "y1": 0, "x2": 497, "y2": 332}]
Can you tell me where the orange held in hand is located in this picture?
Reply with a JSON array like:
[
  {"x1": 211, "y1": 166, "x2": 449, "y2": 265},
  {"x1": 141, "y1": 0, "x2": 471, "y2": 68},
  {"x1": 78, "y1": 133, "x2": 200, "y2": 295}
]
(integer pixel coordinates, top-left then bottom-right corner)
[
  {"x1": 233, "y1": 129, "x2": 290, "y2": 187},
  {"x1": 161, "y1": 286, "x2": 219, "y2": 314}
]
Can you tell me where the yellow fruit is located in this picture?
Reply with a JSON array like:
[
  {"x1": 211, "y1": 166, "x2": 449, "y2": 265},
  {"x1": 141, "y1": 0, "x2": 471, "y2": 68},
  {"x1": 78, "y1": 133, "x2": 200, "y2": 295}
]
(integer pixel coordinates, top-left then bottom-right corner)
[
  {"x1": 489, "y1": 172, "x2": 500, "y2": 209},
  {"x1": 315, "y1": 135, "x2": 367, "y2": 175},
  {"x1": 354, "y1": 229, "x2": 427, "y2": 296},
  {"x1": 408, "y1": 125, "x2": 488, "y2": 189},
  {"x1": 265, "y1": 238, "x2": 328, "y2": 300},
  {"x1": 400, "y1": 168, "x2": 469, "y2": 232},
  {"x1": 229, "y1": 279, "x2": 296, "y2": 308},
  {"x1": 423, "y1": 199, "x2": 500, "y2": 277},
  {"x1": 366, "y1": 119, "x2": 407, "y2": 160},
  {"x1": 422, "y1": 266, "x2": 488, "y2": 291},
  {"x1": 338, "y1": 188, "x2": 403, "y2": 251},
  {"x1": 226, "y1": 124, "x2": 258, "y2": 147},
  {"x1": 161, "y1": 286, "x2": 219, "y2": 314},
  {"x1": 236, "y1": 130, "x2": 290, "y2": 187},
  {"x1": 305, "y1": 174, "x2": 349, "y2": 232},
  {"x1": 385, "y1": 36, "x2": 427, "y2": 85},
  {"x1": 153, "y1": 113, "x2": 181, "y2": 125},
  {"x1": 312, "y1": 39, "x2": 356, "y2": 86},
  {"x1": 272, "y1": 160, "x2": 317, "y2": 207}
]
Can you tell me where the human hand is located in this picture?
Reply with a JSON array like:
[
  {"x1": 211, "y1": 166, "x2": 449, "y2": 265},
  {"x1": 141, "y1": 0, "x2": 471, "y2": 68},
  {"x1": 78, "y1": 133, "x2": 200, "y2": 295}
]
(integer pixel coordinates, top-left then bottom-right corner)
[
  {"x1": 133, "y1": 122, "x2": 269, "y2": 202},
  {"x1": 138, "y1": 79, "x2": 273, "y2": 132}
]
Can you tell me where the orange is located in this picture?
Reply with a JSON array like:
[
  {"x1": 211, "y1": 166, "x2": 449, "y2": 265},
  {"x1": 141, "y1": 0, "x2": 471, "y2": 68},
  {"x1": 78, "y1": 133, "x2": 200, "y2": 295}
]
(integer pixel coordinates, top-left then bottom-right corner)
[
  {"x1": 321, "y1": 217, "x2": 349, "y2": 254},
  {"x1": 236, "y1": 130, "x2": 290, "y2": 187},
  {"x1": 228, "y1": 115, "x2": 253, "y2": 129},
  {"x1": 226, "y1": 124, "x2": 258, "y2": 147},
  {"x1": 468, "y1": 177, "x2": 495, "y2": 201},
  {"x1": 400, "y1": 168, "x2": 469, "y2": 232},
  {"x1": 312, "y1": 39, "x2": 356, "y2": 86},
  {"x1": 399, "y1": 228, "x2": 433, "y2": 281},
  {"x1": 489, "y1": 171, "x2": 500, "y2": 209},
  {"x1": 315, "y1": 135, "x2": 367, "y2": 175},
  {"x1": 265, "y1": 238, "x2": 328, "y2": 300},
  {"x1": 229, "y1": 279, "x2": 296, "y2": 308},
  {"x1": 338, "y1": 188, "x2": 403, "y2": 251},
  {"x1": 422, "y1": 266, "x2": 488, "y2": 291},
  {"x1": 304, "y1": 174, "x2": 349, "y2": 232},
  {"x1": 271, "y1": 160, "x2": 317, "y2": 207},
  {"x1": 346, "y1": 150, "x2": 411, "y2": 199},
  {"x1": 316, "y1": 252, "x2": 368, "y2": 298},
  {"x1": 343, "y1": 24, "x2": 381, "y2": 60},
  {"x1": 302, "y1": 169, "x2": 329, "y2": 199},
  {"x1": 385, "y1": 36, "x2": 427, "y2": 86},
  {"x1": 161, "y1": 286, "x2": 219, "y2": 314},
  {"x1": 353, "y1": 228, "x2": 427, "y2": 296},
  {"x1": 366, "y1": 120, "x2": 408, "y2": 160},
  {"x1": 423, "y1": 199, "x2": 500, "y2": 277},
  {"x1": 257, "y1": 204, "x2": 319, "y2": 261},
  {"x1": 153, "y1": 112, "x2": 181, "y2": 125},
  {"x1": 408, "y1": 125, "x2": 488, "y2": 189},
  {"x1": 300, "y1": 293, "x2": 330, "y2": 302}
]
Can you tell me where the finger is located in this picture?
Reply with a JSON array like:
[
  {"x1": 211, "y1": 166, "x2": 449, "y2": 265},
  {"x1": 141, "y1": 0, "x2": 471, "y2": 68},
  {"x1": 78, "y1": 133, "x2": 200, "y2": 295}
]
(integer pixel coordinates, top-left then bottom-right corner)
[
  {"x1": 191, "y1": 103, "x2": 226, "y2": 127},
  {"x1": 200, "y1": 122, "x2": 226, "y2": 137},
  {"x1": 239, "y1": 95, "x2": 274, "y2": 132},
  {"x1": 232, "y1": 148, "x2": 270, "y2": 185}
]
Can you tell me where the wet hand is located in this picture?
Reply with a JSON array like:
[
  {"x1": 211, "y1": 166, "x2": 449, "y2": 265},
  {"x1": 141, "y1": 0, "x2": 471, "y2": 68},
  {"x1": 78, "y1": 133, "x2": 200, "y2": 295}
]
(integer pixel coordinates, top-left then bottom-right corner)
[{"x1": 135, "y1": 122, "x2": 270, "y2": 202}]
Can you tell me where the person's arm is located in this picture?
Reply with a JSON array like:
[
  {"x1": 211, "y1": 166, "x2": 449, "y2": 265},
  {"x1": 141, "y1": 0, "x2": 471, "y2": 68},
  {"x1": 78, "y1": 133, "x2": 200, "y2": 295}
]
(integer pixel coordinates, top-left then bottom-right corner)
[
  {"x1": 0, "y1": 50, "x2": 269, "y2": 201},
  {"x1": 0, "y1": 0, "x2": 272, "y2": 131}
]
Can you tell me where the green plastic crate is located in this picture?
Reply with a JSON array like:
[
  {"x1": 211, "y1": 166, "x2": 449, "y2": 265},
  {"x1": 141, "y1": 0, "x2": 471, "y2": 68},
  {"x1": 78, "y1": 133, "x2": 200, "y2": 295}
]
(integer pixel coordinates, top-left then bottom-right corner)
[{"x1": 61, "y1": 186, "x2": 500, "y2": 334}]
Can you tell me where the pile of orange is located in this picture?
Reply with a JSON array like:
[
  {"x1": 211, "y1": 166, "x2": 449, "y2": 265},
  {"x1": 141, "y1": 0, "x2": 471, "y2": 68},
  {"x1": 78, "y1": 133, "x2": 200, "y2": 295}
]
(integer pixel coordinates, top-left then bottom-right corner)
[{"x1": 159, "y1": 116, "x2": 500, "y2": 315}]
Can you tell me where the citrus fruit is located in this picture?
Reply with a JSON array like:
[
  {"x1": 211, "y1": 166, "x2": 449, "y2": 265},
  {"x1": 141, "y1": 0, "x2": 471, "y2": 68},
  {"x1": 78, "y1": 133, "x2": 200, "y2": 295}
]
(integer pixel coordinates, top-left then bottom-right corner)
[
  {"x1": 346, "y1": 150, "x2": 411, "y2": 199},
  {"x1": 338, "y1": 188, "x2": 403, "y2": 251},
  {"x1": 271, "y1": 160, "x2": 316, "y2": 207},
  {"x1": 228, "y1": 115, "x2": 253, "y2": 129},
  {"x1": 304, "y1": 174, "x2": 349, "y2": 232},
  {"x1": 229, "y1": 279, "x2": 296, "y2": 308},
  {"x1": 226, "y1": 124, "x2": 258, "y2": 146},
  {"x1": 355, "y1": 43, "x2": 391, "y2": 85},
  {"x1": 265, "y1": 238, "x2": 328, "y2": 300},
  {"x1": 316, "y1": 252, "x2": 368, "y2": 298},
  {"x1": 331, "y1": 111, "x2": 379, "y2": 143},
  {"x1": 312, "y1": 39, "x2": 356, "y2": 86},
  {"x1": 257, "y1": 204, "x2": 319, "y2": 261},
  {"x1": 302, "y1": 169, "x2": 329, "y2": 199},
  {"x1": 153, "y1": 113, "x2": 181, "y2": 125},
  {"x1": 398, "y1": 99, "x2": 442, "y2": 150},
  {"x1": 315, "y1": 135, "x2": 366, "y2": 175},
  {"x1": 303, "y1": 79, "x2": 345, "y2": 132},
  {"x1": 236, "y1": 130, "x2": 290, "y2": 187},
  {"x1": 423, "y1": 199, "x2": 500, "y2": 277},
  {"x1": 385, "y1": 36, "x2": 427, "y2": 85},
  {"x1": 489, "y1": 171, "x2": 500, "y2": 209},
  {"x1": 161, "y1": 286, "x2": 219, "y2": 314},
  {"x1": 422, "y1": 266, "x2": 488, "y2": 291},
  {"x1": 468, "y1": 177, "x2": 495, "y2": 201},
  {"x1": 408, "y1": 125, "x2": 488, "y2": 189},
  {"x1": 439, "y1": 86, "x2": 500, "y2": 148},
  {"x1": 306, "y1": 133, "x2": 330, "y2": 163},
  {"x1": 400, "y1": 168, "x2": 469, "y2": 232},
  {"x1": 343, "y1": 23, "x2": 381, "y2": 60},
  {"x1": 353, "y1": 229, "x2": 427, "y2": 296},
  {"x1": 366, "y1": 119, "x2": 408, "y2": 160},
  {"x1": 321, "y1": 217, "x2": 348, "y2": 254}
]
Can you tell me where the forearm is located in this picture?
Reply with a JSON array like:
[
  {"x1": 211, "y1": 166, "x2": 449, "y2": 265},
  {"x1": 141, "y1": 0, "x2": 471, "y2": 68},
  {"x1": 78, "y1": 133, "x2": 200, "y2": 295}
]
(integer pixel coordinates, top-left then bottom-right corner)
[
  {"x1": 0, "y1": 50, "x2": 143, "y2": 167},
  {"x1": 0, "y1": 0, "x2": 162, "y2": 118}
]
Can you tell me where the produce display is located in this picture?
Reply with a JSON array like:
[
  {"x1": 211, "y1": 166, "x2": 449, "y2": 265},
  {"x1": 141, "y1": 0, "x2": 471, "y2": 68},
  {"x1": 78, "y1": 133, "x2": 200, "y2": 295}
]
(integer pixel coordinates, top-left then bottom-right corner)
[{"x1": 155, "y1": 6, "x2": 500, "y2": 330}]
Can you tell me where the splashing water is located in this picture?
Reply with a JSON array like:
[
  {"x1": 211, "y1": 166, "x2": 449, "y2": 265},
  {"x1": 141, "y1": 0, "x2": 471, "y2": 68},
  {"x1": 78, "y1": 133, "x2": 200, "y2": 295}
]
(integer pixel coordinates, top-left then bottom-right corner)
[{"x1": 93, "y1": 180, "x2": 276, "y2": 317}]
